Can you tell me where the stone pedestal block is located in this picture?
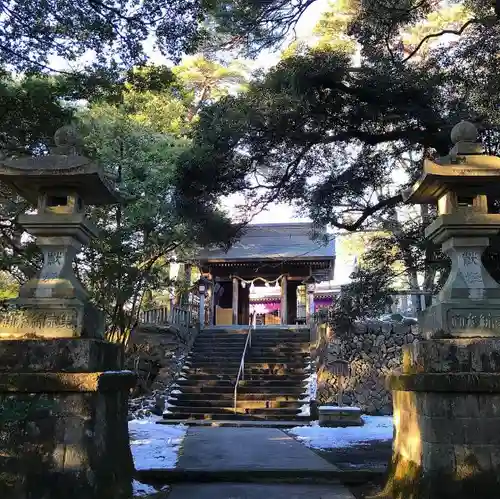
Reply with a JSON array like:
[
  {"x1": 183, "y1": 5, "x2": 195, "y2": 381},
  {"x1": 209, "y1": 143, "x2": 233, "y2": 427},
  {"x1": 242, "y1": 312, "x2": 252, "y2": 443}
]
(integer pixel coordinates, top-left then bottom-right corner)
[
  {"x1": 0, "y1": 339, "x2": 135, "y2": 499},
  {"x1": 421, "y1": 300, "x2": 500, "y2": 338},
  {"x1": 383, "y1": 339, "x2": 500, "y2": 499},
  {"x1": 318, "y1": 406, "x2": 363, "y2": 427}
]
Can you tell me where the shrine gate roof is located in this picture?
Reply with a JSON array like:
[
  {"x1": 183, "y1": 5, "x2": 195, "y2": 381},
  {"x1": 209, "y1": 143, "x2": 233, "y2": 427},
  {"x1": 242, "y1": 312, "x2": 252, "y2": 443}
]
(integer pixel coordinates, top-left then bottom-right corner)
[{"x1": 198, "y1": 222, "x2": 335, "y2": 263}]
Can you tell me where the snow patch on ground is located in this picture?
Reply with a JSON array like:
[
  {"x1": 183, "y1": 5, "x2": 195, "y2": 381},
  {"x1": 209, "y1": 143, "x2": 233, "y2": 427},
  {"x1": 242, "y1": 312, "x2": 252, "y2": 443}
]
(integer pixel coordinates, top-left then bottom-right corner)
[
  {"x1": 298, "y1": 403, "x2": 310, "y2": 416},
  {"x1": 162, "y1": 400, "x2": 177, "y2": 416},
  {"x1": 129, "y1": 419, "x2": 187, "y2": 470},
  {"x1": 132, "y1": 480, "x2": 170, "y2": 497},
  {"x1": 289, "y1": 415, "x2": 393, "y2": 450}
]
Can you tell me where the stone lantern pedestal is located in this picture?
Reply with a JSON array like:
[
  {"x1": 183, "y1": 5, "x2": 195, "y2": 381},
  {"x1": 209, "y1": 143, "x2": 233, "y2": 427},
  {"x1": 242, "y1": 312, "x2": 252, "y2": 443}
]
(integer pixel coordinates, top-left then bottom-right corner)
[
  {"x1": 383, "y1": 122, "x2": 500, "y2": 498},
  {"x1": 0, "y1": 127, "x2": 135, "y2": 499}
]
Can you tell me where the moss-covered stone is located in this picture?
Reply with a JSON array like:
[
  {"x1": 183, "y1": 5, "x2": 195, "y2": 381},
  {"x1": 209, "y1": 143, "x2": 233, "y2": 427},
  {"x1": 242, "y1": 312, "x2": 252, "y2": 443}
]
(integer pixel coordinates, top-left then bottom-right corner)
[{"x1": 0, "y1": 339, "x2": 135, "y2": 499}]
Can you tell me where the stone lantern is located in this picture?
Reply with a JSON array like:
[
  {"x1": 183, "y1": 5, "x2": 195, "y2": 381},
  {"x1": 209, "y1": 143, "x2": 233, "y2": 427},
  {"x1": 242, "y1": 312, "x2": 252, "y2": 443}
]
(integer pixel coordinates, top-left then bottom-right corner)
[
  {"x1": 0, "y1": 126, "x2": 135, "y2": 499},
  {"x1": 0, "y1": 124, "x2": 119, "y2": 338},
  {"x1": 403, "y1": 120, "x2": 500, "y2": 337},
  {"x1": 303, "y1": 274, "x2": 317, "y2": 325},
  {"x1": 384, "y1": 122, "x2": 500, "y2": 498},
  {"x1": 197, "y1": 275, "x2": 211, "y2": 326}
]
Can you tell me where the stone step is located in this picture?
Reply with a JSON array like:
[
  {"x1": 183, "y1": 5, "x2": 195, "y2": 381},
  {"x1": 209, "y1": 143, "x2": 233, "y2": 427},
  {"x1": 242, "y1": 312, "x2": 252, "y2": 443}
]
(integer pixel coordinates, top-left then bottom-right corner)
[
  {"x1": 196, "y1": 331, "x2": 248, "y2": 336},
  {"x1": 239, "y1": 379, "x2": 306, "y2": 387},
  {"x1": 245, "y1": 358, "x2": 308, "y2": 364},
  {"x1": 178, "y1": 379, "x2": 305, "y2": 388},
  {"x1": 195, "y1": 333, "x2": 248, "y2": 339},
  {"x1": 178, "y1": 374, "x2": 237, "y2": 382},
  {"x1": 198, "y1": 329, "x2": 248, "y2": 333},
  {"x1": 186, "y1": 354, "x2": 310, "y2": 363},
  {"x1": 238, "y1": 374, "x2": 306, "y2": 382},
  {"x1": 176, "y1": 385, "x2": 305, "y2": 395},
  {"x1": 186, "y1": 361, "x2": 306, "y2": 370},
  {"x1": 188, "y1": 356, "x2": 243, "y2": 363},
  {"x1": 189, "y1": 358, "x2": 306, "y2": 366},
  {"x1": 184, "y1": 368, "x2": 306, "y2": 377},
  {"x1": 191, "y1": 347, "x2": 246, "y2": 353},
  {"x1": 168, "y1": 399, "x2": 302, "y2": 409},
  {"x1": 244, "y1": 368, "x2": 307, "y2": 376},
  {"x1": 165, "y1": 405, "x2": 300, "y2": 416},
  {"x1": 249, "y1": 341, "x2": 310, "y2": 347},
  {"x1": 170, "y1": 392, "x2": 304, "y2": 402},
  {"x1": 195, "y1": 338, "x2": 307, "y2": 346},
  {"x1": 164, "y1": 408, "x2": 305, "y2": 421},
  {"x1": 251, "y1": 337, "x2": 310, "y2": 344},
  {"x1": 182, "y1": 371, "x2": 240, "y2": 378},
  {"x1": 178, "y1": 374, "x2": 306, "y2": 383},
  {"x1": 194, "y1": 335, "x2": 247, "y2": 346},
  {"x1": 248, "y1": 347, "x2": 310, "y2": 354},
  {"x1": 187, "y1": 363, "x2": 242, "y2": 370},
  {"x1": 252, "y1": 331, "x2": 310, "y2": 337},
  {"x1": 163, "y1": 411, "x2": 309, "y2": 421}
]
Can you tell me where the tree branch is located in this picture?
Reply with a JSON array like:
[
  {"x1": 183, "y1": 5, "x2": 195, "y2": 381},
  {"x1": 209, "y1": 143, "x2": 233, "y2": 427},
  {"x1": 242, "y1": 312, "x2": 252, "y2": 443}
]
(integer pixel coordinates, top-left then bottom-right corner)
[
  {"x1": 402, "y1": 18, "x2": 483, "y2": 63},
  {"x1": 332, "y1": 193, "x2": 403, "y2": 231}
]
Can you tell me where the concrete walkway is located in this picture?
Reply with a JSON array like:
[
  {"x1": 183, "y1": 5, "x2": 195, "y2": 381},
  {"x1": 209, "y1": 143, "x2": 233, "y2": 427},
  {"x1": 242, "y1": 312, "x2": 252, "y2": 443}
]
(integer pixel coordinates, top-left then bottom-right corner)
[
  {"x1": 168, "y1": 483, "x2": 355, "y2": 499},
  {"x1": 171, "y1": 427, "x2": 355, "y2": 498},
  {"x1": 177, "y1": 427, "x2": 337, "y2": 471}
]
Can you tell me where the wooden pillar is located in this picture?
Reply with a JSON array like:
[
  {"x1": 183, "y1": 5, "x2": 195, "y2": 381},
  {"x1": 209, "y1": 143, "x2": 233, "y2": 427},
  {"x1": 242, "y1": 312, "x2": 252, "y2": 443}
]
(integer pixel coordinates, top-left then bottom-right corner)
[
  {"x1": 287, "y1": 281, "x2": 299, "y2": 325},
  {"x1": 280, "y1": 275, "x2": 288, "y2": 325},
  {"x1": 240, "y1": 284, "x2": 250, "y2": 325},
  {"x1": 232, "y1": 276, "x2": 239, "y2": 325}
]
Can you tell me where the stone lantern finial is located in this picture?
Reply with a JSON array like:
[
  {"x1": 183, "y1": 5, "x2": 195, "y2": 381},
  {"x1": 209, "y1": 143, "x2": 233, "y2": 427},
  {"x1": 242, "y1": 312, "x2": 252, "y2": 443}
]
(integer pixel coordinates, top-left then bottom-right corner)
[
  {"x1": 450, "y1": 120, "x2": 483, "y2": 156},
  {"x1": 450, "y1": 120, "x2": 478, "y2": 144},
  {"x1": 53, "y1": 123, "x2": 82, "y2": 155}
]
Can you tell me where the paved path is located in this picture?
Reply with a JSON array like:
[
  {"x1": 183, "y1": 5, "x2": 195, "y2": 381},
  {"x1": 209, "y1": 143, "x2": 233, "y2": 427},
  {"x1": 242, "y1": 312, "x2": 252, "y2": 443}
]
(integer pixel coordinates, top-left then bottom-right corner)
[
  {"x1": 177, "y1": 427, "x2": 338, "y2": 471},
  {"x1": 173, "y1": 427, "x2": 355, "y2": 498},
  {"x1": 168, "y1": 483, "x2": 355, "y2": 499}
]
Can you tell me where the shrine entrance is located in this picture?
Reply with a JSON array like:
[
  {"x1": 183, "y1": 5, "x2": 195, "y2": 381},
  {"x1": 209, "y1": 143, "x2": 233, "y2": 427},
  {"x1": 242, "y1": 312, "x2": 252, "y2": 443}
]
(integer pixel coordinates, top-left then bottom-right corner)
[{"x1": 197, "y1": 223, "x2": 335, "y2": 326}]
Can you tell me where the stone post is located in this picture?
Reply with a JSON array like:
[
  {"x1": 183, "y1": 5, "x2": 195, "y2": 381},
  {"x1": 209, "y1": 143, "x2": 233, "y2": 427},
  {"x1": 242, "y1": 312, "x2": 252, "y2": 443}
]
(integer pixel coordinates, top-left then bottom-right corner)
[
  {"x1": 232, "y1": 276, "x2": 239, "y2": 325},
  {"x1": 280, "y1": 275, "x2": 288, "y2": 325},
  {"x1": 198, "y1": 277, "x2": 209, "y2": 328},
  {"x1": 308, "y1": 289, "x2": 315, "y2": 323},
  {"x1": 383, "y1": 121, "x2": 500, "y2": 498},
  {"x1": 0, "y1": 126, "x2": 135, "y2": 499}
]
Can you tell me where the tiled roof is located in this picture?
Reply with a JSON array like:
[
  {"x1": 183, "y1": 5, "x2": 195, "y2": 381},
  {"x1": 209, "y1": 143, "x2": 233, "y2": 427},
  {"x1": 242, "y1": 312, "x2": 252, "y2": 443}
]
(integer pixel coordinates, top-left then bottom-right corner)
[{"x1": 198, "y1": 223, "x2": 335, "y2": 262}]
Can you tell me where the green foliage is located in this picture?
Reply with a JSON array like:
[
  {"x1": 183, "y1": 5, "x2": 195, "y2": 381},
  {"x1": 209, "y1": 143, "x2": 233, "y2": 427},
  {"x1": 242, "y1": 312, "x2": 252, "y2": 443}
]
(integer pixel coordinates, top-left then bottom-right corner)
[
  {"x1": 0, "y1": 74, "x2": 75, "y2": 154},
  {"x1": 0, "y1": 0, "x2": 208, "y2": 73},
  {"x1": 0, "y1": 272, "x2": 18, "y2": 300},
  {"x1": 204, "y1": 0, "x2": 326, "y2": 55},
  {"x1": 174, "y1": 48, "x2": 450, "y2": 223},
  {"x1": 77, "y1": 98, "x2": 235, "y2": 336},
  {"x1": 0, "y1": 397, "x2": 54, "y2": 424},
  {"x1": 179, "y1": 0, "x2": 500, "y2": 322},
  {"x1": 0, "y1": 58, "x2": 246, "y2": 335},
  {"x1": 312, "y1": 0, "x2": 358, "y2": 55}
]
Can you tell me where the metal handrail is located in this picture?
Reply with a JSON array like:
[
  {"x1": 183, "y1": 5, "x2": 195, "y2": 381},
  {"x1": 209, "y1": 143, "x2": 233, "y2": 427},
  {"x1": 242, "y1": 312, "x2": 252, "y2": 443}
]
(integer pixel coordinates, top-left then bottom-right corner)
[{"x1": 233, "y1": 312, "x2": 256, "y2": 413}]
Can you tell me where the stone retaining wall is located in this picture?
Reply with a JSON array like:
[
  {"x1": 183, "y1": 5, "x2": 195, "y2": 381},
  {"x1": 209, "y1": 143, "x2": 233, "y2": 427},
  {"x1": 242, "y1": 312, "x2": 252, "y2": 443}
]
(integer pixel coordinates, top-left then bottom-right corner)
[
  {"x1": 316, "y1": 322, "x2": 419, "y2": 415},
  {"x1": 126, "y1": 324, "x2": 194, "y2": 418}
]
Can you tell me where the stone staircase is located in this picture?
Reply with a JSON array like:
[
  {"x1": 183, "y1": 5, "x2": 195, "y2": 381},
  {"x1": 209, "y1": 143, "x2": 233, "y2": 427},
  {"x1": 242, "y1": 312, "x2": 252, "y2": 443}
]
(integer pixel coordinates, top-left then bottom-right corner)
[{"x1": 164, "y1": 327, "x2": 311, "y2": 421}]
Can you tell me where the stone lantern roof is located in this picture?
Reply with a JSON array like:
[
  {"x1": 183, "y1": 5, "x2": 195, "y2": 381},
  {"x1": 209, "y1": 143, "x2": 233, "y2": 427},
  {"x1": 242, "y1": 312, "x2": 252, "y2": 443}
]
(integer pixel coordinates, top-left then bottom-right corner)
[
  {"x1": 0, "y1": 125, "x2": 120, "y2": 206},
  {"x1": 402, "y1": 121, "x2": 500, "y2": 204}
]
